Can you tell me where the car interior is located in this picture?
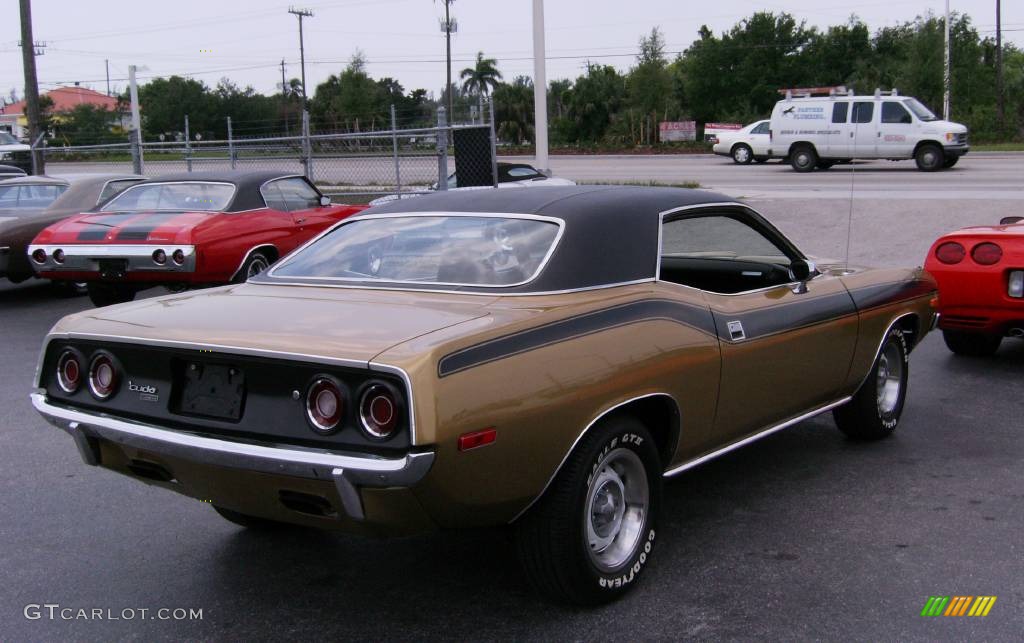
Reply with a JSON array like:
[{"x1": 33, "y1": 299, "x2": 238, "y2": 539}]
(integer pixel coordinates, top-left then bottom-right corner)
[{"x1": 658, "y1": 213, "x2": 797, "y2": 294}]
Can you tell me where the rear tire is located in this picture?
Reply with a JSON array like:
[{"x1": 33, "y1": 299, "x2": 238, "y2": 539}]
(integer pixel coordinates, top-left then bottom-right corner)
[
  {"x1": 731, "y1": 144, "x2": 753, "y2": 165},
  {"x1": 233, "y1": 251, "x2": 272, "y2": 284},
  {"x1": 833, "y1": 327, "x2": 908, "y2": 441},
  {"x1": 213, "y1": 506, "x2": 288, "y2": 530},
  {"x1": 515, "y1": 415, "x2": 662, "y2": 605},
  {"x1": 790, "y1": 145, "x2": 818, "y2": 172},
  {"x1": 915, "y1": 144, "x2": 944, "y2": 171},
  {"x1": 87, "y1": 283, "x2": 135, "y2": 307},
  {"x1": 942, "y1": 329, "x2": 1002, "y2": 356}
]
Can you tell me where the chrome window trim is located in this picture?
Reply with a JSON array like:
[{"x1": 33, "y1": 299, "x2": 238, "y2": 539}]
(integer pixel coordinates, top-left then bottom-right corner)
[
  {"x1": 661, "y1": 396, "x2": 852, "y2": 478},
  {"x1": 258, "y1": 174, "x2": 310, "y2": 211},
  {"x1": 95, "y1": 177, "x2": 147, "y2": 206},
  {"x1": 509, "y1": 392, "x2": 681, "y2": 524},
  {"x1": 656, "y1": 201, "x2": 807, "y2": 297},
  {"x1": 266, "y1": 210, "x2": 567, "y2": 289},
  {"x1": 249, "y1": 277, "x2": 655, "y2": 298},
  {"x1": 34, "y1": 332, "x2": 419, "y2": 446},
  {"x1": 99, "y1": 180, "x2": 238, "y2": 213}
]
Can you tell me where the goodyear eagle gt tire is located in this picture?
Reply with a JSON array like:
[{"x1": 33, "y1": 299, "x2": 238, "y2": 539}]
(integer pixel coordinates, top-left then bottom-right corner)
[
  {"x1": 833, "y1": 326, "x2": 908, "y2": 440},
  {"x1": 515, "y1": 415, "x2": 662, "y2": 605}
]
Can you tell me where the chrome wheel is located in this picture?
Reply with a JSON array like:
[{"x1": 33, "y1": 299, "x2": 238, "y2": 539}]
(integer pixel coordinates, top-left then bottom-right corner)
[
  {"x1": 584, "y1": 448, "x2": 648, "y2": 572},
  {"x1": 876, "y1": 341, "x2": 904, "y2": 415},
  {"x1": 247, "y1": 255, "x2": 270, "y2": 278}
]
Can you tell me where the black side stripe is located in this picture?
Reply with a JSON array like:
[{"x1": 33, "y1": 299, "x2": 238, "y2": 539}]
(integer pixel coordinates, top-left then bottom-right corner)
[
  {"x1": 438, "y1": 299, "x2": 716, "y2": 377},
  {"x1": 849, "y1": 279, "x2": 935, "y2": 310},
  {"x1": 712, "y1": 290, "x2": 857, "y2": 341}
]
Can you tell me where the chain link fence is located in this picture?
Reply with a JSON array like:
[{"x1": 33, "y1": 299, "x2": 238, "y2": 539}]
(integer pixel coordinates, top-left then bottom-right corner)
[{"x1": 32, "y1": 104, "x2": 499, "y2": 203}]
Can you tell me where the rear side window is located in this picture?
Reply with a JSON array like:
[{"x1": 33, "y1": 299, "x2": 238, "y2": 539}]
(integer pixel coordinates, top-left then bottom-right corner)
[
  {"x1": 98, "y1": 179, "x2": 145, "y2": 204},
  {"x1": 831, "y1": 103, "x2": 849, "y2": 124},
  {"x1": 751, "y1": 121, "x2": 770, "y2": 134},
  {"x1": 881, "y1": 102, "x2": 912, "y2": 124},
  {"x1": 274, "y1": 178, "x2": 320, "y2": 211},
  {"x1": 852, "y1": 102, "x2": 874, "y2": 124}
]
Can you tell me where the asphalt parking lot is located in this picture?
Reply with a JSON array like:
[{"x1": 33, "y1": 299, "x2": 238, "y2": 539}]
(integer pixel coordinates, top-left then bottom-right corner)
[{"x1": 2, "y1": 157, "x2": 1022, "y2": 640}]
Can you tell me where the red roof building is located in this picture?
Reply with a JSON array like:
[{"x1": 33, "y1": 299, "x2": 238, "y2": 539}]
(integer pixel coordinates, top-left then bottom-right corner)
[{"x1": 1, "y1": 86, "x2": 120, "y2": 139}]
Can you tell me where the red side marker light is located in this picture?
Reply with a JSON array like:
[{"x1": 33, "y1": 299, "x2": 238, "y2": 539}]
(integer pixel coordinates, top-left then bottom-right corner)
[{"x1": 458, "y1": 428, "x2": 497, "y2": 452}]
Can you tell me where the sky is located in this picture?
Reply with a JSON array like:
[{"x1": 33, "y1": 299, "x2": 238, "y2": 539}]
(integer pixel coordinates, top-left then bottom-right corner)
[{"x1": 2, "y1": 0, "x2": 1021, "y2": 102}]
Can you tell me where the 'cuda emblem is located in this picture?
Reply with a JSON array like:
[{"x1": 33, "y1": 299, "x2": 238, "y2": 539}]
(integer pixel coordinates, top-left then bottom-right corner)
[{"x1": 129, "y1": 381, "x2": 159, "y2": 401}]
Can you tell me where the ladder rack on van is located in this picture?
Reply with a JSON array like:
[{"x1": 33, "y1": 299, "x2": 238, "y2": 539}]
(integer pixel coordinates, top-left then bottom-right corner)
[
  {"x1": 779, "y1": 86, "x2": 850, "y2": 100},
  {"x1": 873, "y1": 88, "x2": 900, "y2": 98}
]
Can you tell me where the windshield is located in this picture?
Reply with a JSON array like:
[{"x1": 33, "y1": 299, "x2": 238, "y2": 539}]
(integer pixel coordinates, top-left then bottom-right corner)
[
  {"x1": 904, "y1": 98, "x2": 938, "y2": 122},
  {"x1": 0, "y1": 132, "x2": 19, "y2": 145},
  {"x1": 101, "y1": 182, "x2": 235, "y2": 212},
  {"x1": 271, "y1": 215, "x2": 562, "y2": 287}
]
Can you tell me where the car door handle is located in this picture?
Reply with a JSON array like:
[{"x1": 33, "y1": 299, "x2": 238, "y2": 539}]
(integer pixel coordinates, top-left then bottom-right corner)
[{"x1": 295, "y1": 217, "x2": 306, "y2": 224}]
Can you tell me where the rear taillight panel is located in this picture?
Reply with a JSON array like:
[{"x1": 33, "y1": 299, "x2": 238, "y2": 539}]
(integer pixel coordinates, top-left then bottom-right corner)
[
  {"x1": 970, "y1": 242, "x2": 1002, "y2": 266},
  {"x1": 41, "y1": 340, "x2": 411, "y2": 451},
  {"x1": 935, "y1": 241, "x2": 966, "y2": 264}
]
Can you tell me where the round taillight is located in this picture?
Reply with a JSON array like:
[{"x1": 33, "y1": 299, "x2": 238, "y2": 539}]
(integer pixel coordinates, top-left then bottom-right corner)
[
  {"x1": 57, "y1": 350, "x2": 82, "y2": 393},
  {"x1": 971, "y1": 242, "x2": 1002, "y2": 266},
  {"x1": 935, "y1": 242, "x2": 965, "y2": 265},
  {"x1": 306, "y1": 378, "x2": 345, "y2": 434},
  {"x1": 152, "y1": 249, "x2": 167, "y2": 265},
  {"x1": 172, "y1": 249, "x2": 186, "y2": 265},
  {"x1": 88, "y1": 354, "x2": 119, "y2": 400},
  {"x1": 53, "y1": 249, "x2": 65, "y2": 264},
  {"x1": 31, "y1": 249, "x2": 47, "y2": 264},
  {"x1": 359, "y1": 383, "x2": 399, "y2": 439}
]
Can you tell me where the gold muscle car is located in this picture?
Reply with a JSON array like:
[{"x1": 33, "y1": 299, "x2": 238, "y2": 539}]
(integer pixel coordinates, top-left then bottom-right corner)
[{"x1": 32, "y1": 186, "x2": 938, "y2": 605}]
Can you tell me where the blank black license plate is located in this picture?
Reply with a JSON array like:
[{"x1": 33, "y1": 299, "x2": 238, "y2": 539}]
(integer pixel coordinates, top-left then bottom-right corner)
[{"x1": 177, "y1": 362, "x2": 246, "y2": 420}]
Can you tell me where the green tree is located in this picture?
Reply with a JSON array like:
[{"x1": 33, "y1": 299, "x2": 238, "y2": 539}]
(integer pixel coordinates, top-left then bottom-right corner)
[
  {"x1": 493, "y1": 76, "x2": 534, "y2": 144},
  {"x1": 135, "y1": 76, "x2": 216, "y2": 140},
  {"x1": 460, "y1": 51, "x2": 503, "y2": 96},
  {"x1": 51, "y1": 104, "x2": 120, "y2": 145},
  {"x1": 626, "y1": 27, "x2": 676, "y2": 144}
]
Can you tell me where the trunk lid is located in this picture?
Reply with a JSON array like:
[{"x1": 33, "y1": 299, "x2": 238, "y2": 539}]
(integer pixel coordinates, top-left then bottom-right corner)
[{"x1": 35, "y1": 210, "x2": 210, "y2": 245}]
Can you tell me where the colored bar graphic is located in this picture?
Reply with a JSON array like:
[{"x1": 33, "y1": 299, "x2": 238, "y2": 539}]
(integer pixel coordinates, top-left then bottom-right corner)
[{"x1": 922, "y1": 595, "x2": 996, "y2": 617}]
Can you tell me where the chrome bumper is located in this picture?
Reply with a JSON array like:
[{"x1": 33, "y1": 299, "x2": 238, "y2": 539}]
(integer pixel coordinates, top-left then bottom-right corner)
[
  {"x1": 26, "y1": 244, "x2": 197, "y2": 274},
  {"x1": 31, "y1": 392, "x2": 434, "y2": 521}
]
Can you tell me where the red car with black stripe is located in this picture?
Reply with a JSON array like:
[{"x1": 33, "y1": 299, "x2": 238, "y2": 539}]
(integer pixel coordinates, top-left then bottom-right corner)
[
  {"x1": 924, "y1": 215, "x2": 1024, "y2": 356},
  {"x1": 28, "y1": 171, "x2": 366, "y2": 307}
]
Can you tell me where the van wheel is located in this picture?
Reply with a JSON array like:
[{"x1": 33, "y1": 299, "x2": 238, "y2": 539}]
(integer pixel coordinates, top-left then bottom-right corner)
[
  {"x1": 915, "y1": 144, "x2": 944, "y2": 171},
  {"x1": 515, "y1": 415, "x2": 662, "y2": 605},
  {"x1": 731, "y1": 144, "x2": 753, "y2": 164},
  {"x1": 942, "y1": 156, "x2": 959, "y2": 168},
  {"x1": 790, "y1": 145, "x2": 818, "y2": 172}
]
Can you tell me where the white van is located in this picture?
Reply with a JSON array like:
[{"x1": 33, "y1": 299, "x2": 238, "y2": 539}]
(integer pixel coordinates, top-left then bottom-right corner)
[{"x1": 768, "y1": 89, "x2": 969, "y2": 172}]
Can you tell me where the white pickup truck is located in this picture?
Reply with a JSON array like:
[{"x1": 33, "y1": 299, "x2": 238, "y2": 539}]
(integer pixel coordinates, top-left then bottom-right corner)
[{"x1": 768, "y1": 89, "x2": 969, "y2": 172}]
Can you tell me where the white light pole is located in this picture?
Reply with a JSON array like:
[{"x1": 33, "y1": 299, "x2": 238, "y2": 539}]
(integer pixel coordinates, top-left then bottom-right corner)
[
  {"x1": 943, "y1": 0, "x2": 951, "y2": 120},
  {"x1": 129, "y1": 64, "x2": 144, "y2": 174},
  {"x1": 532, "y1": 0, "x2": 549, "y2": 174}
]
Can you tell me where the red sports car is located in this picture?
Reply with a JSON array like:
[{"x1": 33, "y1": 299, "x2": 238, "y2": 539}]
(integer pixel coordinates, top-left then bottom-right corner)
[
  {"x1": 924, "y1": 215, "x2": 1024, "y2": 355},
  {"x1": 28, "y1": 171, "x2": 366, "y2": 307}
]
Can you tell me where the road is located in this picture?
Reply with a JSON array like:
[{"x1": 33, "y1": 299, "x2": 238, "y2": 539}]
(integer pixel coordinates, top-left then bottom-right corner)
[{"x1": 3, "y1": 155, "x2": 1022, "y2": 640}]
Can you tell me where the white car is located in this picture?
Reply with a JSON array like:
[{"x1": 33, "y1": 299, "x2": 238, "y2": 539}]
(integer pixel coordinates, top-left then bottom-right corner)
[
  {"x1": 0, "y1": 132, "x2": 31, "y2": 168},
  {"x1": 369, "y1": 162, "x2": 575, "y2": 206},
  {"x1": 769, "y1": 89, "x2": 969, "y2": 172},
  {"x1": 712, "y1": 120, "x2": 771, "y2": 165}
]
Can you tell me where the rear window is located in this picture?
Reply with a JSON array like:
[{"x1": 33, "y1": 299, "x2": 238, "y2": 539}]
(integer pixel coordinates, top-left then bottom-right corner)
[
  {"x1": 271, "y1": 215, "x2": 562, "y2": 287},
  {"x1": 101, "y1": 182, "x2": 235, "y2": 212},
  {"x1": 0, "y1": 184, "x2": 67, "y2": 209}
]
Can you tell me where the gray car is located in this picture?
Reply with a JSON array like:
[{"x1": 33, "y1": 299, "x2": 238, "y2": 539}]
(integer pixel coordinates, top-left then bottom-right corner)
[{"x1": 0, "y1": 174, "x2": 146, "y2": 286}]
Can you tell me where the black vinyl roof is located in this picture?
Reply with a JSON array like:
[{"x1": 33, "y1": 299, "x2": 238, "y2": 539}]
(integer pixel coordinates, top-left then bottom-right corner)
[
  {"x1": 146, "y1": 171, "x2": 309, "y2": 212},
  {"x1": 339, "y1": 185, "x2": 736, "y2": 293}
]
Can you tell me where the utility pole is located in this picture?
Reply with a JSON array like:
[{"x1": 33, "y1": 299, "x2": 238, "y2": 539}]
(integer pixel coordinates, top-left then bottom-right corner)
[
  {"x1": 288, "y1": 7, "x2": 313, "y2": 106},
  {"x1": 996, "y1": 0, "x2": 1004, "y2": 131},
  {"x1": 280, "y1": 58, "x2": 289, "y2": 136},
  {"x1": 532, "y1": 0, "x2": 549, "y2": 173},
  {"x1": 19, "y1": 0, "x2": 44, "y2": 173},
  {"x1": 438, "y1": 0, "x2": 456, "y2": 119},
  {"x1": 943, "y1": 0, "x2": 951, "y2": 121},
  {"x1": 128, "y1": 65, "x2": 143, "y2": 174},
  {"x1": 105, "y1": 59, "x2": 111, "y2": 96}
]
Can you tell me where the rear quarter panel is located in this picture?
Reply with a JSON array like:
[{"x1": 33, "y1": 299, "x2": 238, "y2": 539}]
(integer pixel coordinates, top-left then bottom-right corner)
[{"x1": 375, "y1": 284, "x2": 721, "y2": 528}]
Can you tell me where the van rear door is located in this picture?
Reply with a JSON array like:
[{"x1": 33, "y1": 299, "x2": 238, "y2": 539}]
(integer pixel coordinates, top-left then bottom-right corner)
[{"x1": 851, "y1": 101, "x2": 878, "y2": 157}]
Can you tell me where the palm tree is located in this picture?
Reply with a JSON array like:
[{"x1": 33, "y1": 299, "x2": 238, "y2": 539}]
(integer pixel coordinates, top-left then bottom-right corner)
[{"x1": 460, "y1": 52, "x2": 503, "y2": 96}]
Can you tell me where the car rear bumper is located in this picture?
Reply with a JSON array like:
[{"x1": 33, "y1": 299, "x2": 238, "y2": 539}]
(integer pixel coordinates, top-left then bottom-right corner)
[
  {"x1": 26, "y1": 244, "x2": 197, "y2": 277},
  {"x1": 32, "y1": 392, "x2": 437, "y2": 529}
]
